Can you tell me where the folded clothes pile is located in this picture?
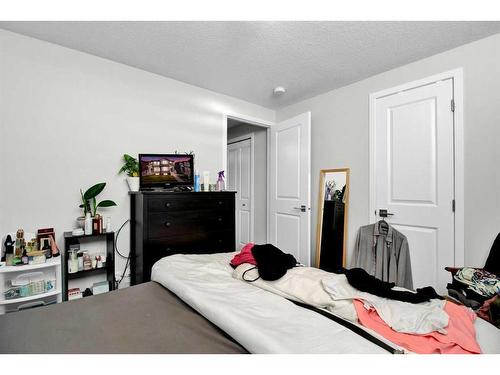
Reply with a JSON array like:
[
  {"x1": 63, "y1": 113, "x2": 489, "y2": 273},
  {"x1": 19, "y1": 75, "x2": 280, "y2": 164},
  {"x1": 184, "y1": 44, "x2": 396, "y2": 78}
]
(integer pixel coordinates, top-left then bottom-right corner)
[{"x1": 446, "y1": 266, "x2": 500, "y2": 328}]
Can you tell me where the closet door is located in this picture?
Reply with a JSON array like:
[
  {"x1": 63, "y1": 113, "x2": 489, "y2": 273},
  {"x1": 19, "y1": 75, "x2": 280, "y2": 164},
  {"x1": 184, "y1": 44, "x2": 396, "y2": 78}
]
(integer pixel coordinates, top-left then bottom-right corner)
[
  {"x1": 228, "y1": 139, "x2": 252, "y2": 250},
  {"x1": 373, "y1": 79, "x2": 454, "y2": 293}
]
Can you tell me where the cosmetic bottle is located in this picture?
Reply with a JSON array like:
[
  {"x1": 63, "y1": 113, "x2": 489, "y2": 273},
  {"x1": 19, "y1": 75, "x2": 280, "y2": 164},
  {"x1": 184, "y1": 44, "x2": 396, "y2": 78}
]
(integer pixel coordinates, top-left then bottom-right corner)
[
  {"x1": 203, "y1": 171, "x2": 210, "y2": 192},
  {"x1": 77, "y1": 252, "x2": 83, "y2": 271},
  {"x1": 21, "y1": 249, "x2": 28, "y2": 265},
  {"x1": 216, "y1": 170, "x2": 225, "y2": 191},
  {"x1": 84, "y1": 212, "x2": 92, "y2": 235},
  {"x1": 43, "y1": 239, "x2": 52, "y2": 259},
  {"x1": 105, "y1": 217, "x2": 111, "y2": 232},
  {"x1": 194, "y1": 170, "x2": 201, "y2": 192}
]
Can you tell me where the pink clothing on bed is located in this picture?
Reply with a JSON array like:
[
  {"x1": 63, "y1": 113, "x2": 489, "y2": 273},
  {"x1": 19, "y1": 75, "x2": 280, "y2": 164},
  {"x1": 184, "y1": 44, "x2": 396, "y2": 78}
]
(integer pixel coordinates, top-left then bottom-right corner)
[
  {"x1": 230, "y1": 243, "x2": 256, "y2": 267},
  {"x1": 354, "y1": 300, "x2": 481, "y2": 354}
]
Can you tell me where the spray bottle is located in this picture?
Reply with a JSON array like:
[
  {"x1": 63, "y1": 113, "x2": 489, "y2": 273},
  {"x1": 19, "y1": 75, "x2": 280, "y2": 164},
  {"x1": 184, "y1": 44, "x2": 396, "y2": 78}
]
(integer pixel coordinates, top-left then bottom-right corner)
[{"x1": 216, "y1": 170, "x2": 225, "y2": 192}]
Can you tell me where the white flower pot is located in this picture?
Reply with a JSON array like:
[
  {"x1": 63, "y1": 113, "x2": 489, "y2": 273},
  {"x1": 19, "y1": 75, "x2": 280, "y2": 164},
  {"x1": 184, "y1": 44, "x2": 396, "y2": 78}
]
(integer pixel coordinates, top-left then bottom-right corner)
[
  {"x1": 126, "y1": 176, "x2": 140, "y2": 192},
  {"x1": 76, "y1": 216, "x2": 86, "y2": 228}
]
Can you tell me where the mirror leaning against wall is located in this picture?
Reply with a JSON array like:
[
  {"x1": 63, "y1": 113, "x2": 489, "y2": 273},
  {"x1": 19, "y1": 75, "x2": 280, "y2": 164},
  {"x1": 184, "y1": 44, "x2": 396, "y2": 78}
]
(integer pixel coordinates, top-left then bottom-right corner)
[{"x1": 315, "y1": 168, "x2": 350, "y2": 272}]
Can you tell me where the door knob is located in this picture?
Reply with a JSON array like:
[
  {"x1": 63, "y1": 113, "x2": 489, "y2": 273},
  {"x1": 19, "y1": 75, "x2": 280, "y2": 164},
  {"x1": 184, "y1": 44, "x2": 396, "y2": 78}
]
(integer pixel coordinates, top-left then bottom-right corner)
[
  {"x1": 293, "y1": 205, "x2": 307, "y2": 212},
  {"x1": 378, "y1": 209, "x2": 394, "y2": 218}
]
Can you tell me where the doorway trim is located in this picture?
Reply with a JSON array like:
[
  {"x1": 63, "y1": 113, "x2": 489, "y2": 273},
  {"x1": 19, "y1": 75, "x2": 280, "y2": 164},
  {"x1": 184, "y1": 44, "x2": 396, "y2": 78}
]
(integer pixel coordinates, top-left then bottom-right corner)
[
  {"x1": 223, "y1": 112, "x2": 274, "y2": 243},
  {"x1": 368, "y1": 68, "x2": 464, "y2": 266},
  {"x1": 228, "y1": 134, "x2": 255, "y2": 245}
]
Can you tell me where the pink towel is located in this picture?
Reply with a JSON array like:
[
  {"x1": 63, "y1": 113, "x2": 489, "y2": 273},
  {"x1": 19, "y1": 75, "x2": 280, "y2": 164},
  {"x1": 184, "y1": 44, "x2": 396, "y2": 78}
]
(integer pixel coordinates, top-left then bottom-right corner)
[
  {"x1": 354, "y1": 300, "x2": 481, "y2": 354},
  {"x1": 230, "y1": 243, "x2": 256, "y2": 267}
]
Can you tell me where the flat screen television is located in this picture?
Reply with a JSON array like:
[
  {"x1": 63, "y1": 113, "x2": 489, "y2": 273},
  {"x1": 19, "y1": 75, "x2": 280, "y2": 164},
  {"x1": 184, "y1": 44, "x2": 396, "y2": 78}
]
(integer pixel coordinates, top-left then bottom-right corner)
[{"x1": 139, "y1": 154, "x2": 194, "y2": 190}]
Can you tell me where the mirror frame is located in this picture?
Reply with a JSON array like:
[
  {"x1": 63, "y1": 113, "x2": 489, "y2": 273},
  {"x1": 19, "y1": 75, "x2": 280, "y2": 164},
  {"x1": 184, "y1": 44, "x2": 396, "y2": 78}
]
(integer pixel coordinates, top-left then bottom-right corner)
[{"x1": 315, "y1": 168, "x2": 350, "y2": 269}]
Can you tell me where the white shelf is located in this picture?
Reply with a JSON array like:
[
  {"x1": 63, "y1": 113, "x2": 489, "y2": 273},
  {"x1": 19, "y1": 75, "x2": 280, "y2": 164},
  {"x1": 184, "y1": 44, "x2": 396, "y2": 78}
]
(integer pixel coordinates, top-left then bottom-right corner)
[
  {"x1": 0, "y1": 289, "x2": 61, "y2": 305},
  {"x1": 0, "y1": 257, "x2": 61, "y2": 273}
]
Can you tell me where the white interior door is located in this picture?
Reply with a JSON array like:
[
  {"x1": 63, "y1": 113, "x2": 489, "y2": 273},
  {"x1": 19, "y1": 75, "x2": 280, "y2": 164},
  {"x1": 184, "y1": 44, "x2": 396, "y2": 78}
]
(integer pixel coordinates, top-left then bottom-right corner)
[
  {"x1": 373, "y1": 79, "x2": 455, "y2": 293},
  {"x1": 228, "y1": 139, "x2": 252, "y2": 250},
  {"x1": 269, "y1": 112, "x2": 311, "y2": 265}
]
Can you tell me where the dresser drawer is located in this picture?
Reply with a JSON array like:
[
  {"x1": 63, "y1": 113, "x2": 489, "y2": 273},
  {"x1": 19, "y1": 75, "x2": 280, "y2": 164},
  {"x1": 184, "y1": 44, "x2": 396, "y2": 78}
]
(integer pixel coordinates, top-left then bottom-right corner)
[
  {"x1": 147, "y1": 231, "x2": 234, "y2": 253},
  {"x1": 147, "y1": 211, "x2": 232, "y2": 239},
  {"x1": 148, "y1": 196, "x2": 233, "y2": 212}
]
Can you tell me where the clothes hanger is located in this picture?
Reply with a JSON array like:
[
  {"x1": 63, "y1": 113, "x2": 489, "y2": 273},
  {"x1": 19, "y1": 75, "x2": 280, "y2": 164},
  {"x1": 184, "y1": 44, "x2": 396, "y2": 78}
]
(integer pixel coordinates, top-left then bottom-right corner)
[
  {"x1": 378, "y1": 217, "x2": 389, "y2": 235},
  {"x1": 377, "y1": 209, "x2": 393, "y2": 235}
]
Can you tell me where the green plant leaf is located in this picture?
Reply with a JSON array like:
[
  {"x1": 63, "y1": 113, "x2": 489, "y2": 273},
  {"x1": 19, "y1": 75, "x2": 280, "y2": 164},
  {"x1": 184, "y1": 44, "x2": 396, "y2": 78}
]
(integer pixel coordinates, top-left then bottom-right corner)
[
  {"x1": 84, "y1": 182, "x2": 106, "y2": 200},
  {"x1": 119, "y1": 154, "x2": 139, "y2": 176},
  {"x1": 97, "y1": 200, "x2": 117, "y2": 208},
  {"x1": 124, "y1": 154, "x2": 135, "y2": 162}
]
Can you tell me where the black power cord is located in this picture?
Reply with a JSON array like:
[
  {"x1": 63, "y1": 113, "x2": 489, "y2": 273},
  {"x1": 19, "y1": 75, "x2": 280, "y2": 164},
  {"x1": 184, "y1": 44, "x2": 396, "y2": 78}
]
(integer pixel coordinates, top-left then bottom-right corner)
[
  {"x1": 114, "y1": 219, "x2": 131, "y2": 288},
  {"x1": 114, "y1": 219, "x2": 130, "y2": 259}
]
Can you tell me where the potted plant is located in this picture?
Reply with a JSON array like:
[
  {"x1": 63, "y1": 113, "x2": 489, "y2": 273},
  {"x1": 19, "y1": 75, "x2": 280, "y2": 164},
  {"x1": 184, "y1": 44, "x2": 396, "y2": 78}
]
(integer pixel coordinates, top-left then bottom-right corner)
[
  {"x1": 119, "y1": 154, "x2": 140, "y2": 192},
  {"x1": 77, "y1": 182, "x2": 117, "y2": 228}
]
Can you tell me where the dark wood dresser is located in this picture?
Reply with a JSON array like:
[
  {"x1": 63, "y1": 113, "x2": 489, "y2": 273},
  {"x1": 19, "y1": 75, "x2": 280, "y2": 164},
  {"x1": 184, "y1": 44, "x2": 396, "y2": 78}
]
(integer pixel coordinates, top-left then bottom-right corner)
[{"x1": 130, "y1": 191, "x2": 236, "y2": 284}]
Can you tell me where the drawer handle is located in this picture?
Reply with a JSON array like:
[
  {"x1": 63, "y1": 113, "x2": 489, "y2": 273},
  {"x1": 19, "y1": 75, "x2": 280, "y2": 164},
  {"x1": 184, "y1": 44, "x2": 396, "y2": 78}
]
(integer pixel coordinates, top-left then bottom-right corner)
[
  {"x1": 165, "y1": 202, "x2": 171, "y2": 208},
  {"x1": 218, "y1": 217, "x2": 222, "y2": 222},
  {"x1": 164, "y1": 222, "x2": 171, "y2": 227},
  {"x1": 218, "y1": 201, "x2": 223, "y2": 205}
]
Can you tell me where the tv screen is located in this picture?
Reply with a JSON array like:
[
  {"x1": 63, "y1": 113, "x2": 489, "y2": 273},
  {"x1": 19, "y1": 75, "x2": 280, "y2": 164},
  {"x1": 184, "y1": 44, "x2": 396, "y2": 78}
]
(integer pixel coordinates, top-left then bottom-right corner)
[{"x1": 139, "y1": 154, "x2": 194, "y2": 189}]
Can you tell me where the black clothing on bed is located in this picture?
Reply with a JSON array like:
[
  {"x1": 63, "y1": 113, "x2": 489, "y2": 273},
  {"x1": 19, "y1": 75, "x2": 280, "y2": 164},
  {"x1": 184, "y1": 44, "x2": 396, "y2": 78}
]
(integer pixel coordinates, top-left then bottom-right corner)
[
  {"x1": 343, "y1": 268, "x2": 442, "y2": 303},
  {"x1": 251, "y1": 244, "x2": 297, "y2": 281}
]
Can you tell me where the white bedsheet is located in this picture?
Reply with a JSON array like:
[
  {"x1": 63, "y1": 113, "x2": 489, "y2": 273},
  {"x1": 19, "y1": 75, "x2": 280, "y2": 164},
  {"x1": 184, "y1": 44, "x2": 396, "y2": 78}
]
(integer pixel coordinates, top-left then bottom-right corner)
[{"x1": 151, "y1": 253, "x2": 500, "y2": 354}]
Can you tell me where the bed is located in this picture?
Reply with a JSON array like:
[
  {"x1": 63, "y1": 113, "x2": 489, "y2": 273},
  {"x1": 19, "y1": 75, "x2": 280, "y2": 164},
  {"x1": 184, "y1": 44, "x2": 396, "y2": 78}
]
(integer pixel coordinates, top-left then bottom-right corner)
[
  {"x1": 0, "y1": 280, "x2": 246, "y2": 354},
  {"x1": 0, "y1": 252, "x2": 498, "y2": 354}
]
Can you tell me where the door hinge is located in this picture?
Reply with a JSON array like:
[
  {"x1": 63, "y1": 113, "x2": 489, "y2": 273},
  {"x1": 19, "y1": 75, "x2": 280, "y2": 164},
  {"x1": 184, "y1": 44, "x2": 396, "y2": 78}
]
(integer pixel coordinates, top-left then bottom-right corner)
[
  {"x1": 451, "y1": 99, "x2": 455, "y2": 112},
  {"x1": 452, "y1": 199, "x2": 456, "y2": 212}
]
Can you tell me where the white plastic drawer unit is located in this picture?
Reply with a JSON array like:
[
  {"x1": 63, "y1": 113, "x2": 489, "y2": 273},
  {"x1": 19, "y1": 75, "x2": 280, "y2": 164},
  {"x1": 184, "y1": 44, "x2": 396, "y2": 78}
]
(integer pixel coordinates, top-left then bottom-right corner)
[{"x1": 0, "y1": 257, "x2": 62, "y2": 314}]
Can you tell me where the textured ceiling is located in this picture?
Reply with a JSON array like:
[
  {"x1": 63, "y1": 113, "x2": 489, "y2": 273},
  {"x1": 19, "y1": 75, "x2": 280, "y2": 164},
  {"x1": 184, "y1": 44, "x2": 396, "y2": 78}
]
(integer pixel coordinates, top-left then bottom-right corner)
[{"x1": 1, "y1": 21, "x2": 499, "y2": 109}]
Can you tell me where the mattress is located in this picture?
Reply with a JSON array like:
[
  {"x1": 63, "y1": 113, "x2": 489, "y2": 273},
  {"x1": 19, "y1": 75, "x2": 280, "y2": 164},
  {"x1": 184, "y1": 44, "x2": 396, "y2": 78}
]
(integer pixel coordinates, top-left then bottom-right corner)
[{"x1": 0, "y1": 281, "x2": 247, "y2": 354}]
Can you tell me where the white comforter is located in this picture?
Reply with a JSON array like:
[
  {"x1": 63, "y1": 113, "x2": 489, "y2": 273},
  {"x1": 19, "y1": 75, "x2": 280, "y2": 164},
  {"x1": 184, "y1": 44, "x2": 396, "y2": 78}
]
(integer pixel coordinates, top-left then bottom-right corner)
[
  {"x1": 151, "y1": 253, "x2": 391, "y2": 353},
  {"x1": 151, "y1": 253, "x2": 500, "y2": 354}
]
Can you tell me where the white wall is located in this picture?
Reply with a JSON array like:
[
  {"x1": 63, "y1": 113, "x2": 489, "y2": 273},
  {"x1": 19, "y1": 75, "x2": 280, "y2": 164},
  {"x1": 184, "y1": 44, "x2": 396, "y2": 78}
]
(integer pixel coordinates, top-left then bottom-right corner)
[
  {"x1": 0, "y1": 29, "x2": 274, "y2": 282},
  {"x1": 2, "y1": 28, "x2": 499, "y2": 278},
  {"x1": 227, "y1": 123, "x2": 268, "y2": 243},
  {"x1": 276, "y1": 33, "x2": 500, "y2": 268}
]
